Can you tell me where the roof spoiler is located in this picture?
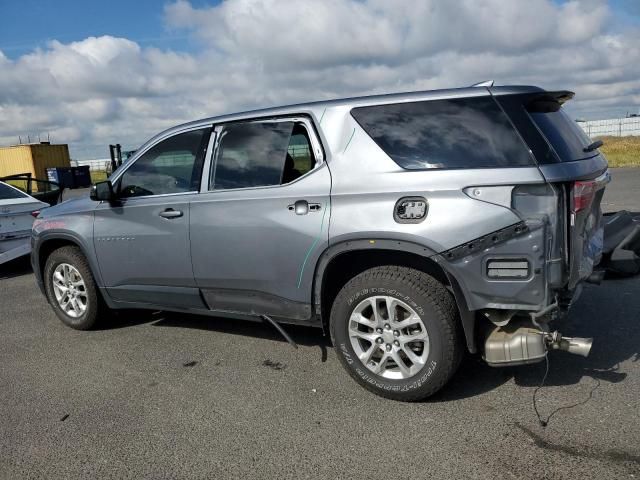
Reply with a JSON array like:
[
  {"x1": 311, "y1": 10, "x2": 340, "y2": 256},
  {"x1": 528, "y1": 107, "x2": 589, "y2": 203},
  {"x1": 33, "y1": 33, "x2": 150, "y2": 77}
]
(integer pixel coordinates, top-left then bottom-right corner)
[
  {"x1": 538, "y1": 90, "x2": 575, "y2": 104},
  {"x1": 528, "y1": 90, "x2": 575, "y2": 105},
  {"x1": 525, "y1": 90, "x2": 575, "y2": 113}
]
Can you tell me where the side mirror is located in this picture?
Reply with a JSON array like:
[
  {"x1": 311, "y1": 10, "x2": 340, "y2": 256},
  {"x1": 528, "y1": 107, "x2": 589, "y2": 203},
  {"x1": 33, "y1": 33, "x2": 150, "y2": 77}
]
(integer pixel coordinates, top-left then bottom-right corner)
[{"x1": 90, "y1": 180, "x2": 115, "y2": 202}]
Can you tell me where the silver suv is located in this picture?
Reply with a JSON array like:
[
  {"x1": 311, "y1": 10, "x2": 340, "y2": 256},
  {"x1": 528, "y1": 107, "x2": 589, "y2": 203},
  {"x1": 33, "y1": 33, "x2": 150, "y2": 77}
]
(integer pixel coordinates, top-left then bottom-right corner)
[{"x1": 32, "y1": 85, "x2": 608, "y2": 401}]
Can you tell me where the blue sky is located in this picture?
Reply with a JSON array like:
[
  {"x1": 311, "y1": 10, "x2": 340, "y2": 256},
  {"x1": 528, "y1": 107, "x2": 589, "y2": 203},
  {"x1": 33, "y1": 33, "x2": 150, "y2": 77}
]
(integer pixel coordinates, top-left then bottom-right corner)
[
  {"x1": 0, "y1": 0, "x2": 639, "y2": 159},
  {"x1": 0, "y1": 0, "x2": 209, "y2": 57}
]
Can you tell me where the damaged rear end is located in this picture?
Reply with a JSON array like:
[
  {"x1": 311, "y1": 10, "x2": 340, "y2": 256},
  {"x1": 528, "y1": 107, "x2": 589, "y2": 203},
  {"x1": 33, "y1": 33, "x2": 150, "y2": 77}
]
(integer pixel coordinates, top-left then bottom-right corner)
[
  {"x1": 451, "y1": 88, "x2": 609, "y2": 366},
  {"x1": 522, "y1": 91, "x2": 610, "y2": 291}
]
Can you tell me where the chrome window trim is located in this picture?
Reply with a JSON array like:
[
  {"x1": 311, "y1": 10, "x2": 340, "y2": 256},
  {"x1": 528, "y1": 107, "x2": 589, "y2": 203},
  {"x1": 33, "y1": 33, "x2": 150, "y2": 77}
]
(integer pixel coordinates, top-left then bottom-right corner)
[
  {"x1": 206, "y1": 115, "x2": 325, "y2": 192},
  {"x1": 199, "y1": 130, "x2": 218, "y2": 194},
  {"x1": 208, "y1": 125, "x2": 225, "y2": 192},
  {"x1": 108, "y1": 190, "x2": 200, "y2": 204}
]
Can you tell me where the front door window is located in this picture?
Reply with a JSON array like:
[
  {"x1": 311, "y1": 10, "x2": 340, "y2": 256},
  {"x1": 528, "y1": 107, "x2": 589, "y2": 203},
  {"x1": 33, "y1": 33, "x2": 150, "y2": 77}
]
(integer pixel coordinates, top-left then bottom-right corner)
[{"x1": 118, "y1": 128, "x2": 210, "y2": 198}]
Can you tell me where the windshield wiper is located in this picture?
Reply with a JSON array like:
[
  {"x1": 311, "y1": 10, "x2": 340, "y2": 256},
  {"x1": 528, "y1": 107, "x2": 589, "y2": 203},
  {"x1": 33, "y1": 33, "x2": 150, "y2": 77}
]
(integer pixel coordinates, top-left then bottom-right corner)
[{"x1": 583, "y1": 139, "x2": 603, "y2": 152}]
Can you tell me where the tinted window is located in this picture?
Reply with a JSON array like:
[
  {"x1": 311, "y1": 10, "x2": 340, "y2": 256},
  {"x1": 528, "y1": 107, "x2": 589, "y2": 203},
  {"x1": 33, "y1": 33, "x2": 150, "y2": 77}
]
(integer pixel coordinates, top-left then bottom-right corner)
[
  {"x1": 283, "y1": 124, "x2": 316, "y2": 183},
  {"x1": 351, "y1": 97, "x2": 533, "y2": 169},
  {"x1": 0, "y1": 182, "x2": 28, "y2": 200},
  {"x1": 118, "y1": 128, "x2": 209, "y2": 198},
  {"x1": 213, "y1": 122, "x2": 293, "y2": 190},
  {"x1": 529, "y1": 108, "x2": 595, "y2": 162}
]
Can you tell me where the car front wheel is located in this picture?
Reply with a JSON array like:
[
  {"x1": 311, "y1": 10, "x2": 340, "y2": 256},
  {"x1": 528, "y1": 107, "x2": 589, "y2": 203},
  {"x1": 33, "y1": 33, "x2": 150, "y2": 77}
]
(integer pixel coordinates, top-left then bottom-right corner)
[{"x1": 44, "y1": 246, "x2": 105, "y2": 330}]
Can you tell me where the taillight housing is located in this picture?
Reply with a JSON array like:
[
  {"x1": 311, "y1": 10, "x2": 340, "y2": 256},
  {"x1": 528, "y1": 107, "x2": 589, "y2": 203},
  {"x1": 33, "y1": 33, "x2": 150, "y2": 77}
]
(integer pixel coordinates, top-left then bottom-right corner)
[
  {"x1": 31, "y1": 210, "x2": 41, "y2": 218},
  {"x1": 573, "y1": 180, "x2": 596, "y2": 212}
]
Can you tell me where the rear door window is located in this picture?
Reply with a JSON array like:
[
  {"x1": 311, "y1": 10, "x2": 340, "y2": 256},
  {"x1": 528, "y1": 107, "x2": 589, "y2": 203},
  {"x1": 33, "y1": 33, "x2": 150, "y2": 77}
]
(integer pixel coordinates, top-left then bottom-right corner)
[
  {"x1": 284, "y1": 123, "x2": 316, "y2": 182},
  {"x1": 351, "y1": 96, "x2": 534, "y2": 170},
  {"x1": 212, "y1": 121, "x2": 294, "y2": 190}
]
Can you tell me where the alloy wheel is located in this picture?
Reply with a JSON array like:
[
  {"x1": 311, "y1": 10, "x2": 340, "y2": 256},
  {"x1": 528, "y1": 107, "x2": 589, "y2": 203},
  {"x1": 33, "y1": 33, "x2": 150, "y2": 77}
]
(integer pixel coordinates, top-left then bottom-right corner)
[
  {"x1": 52, "y1": 263, "x2": 88, "y2": 318},
  {"x1": 349, "y1": 295, "x2": 430, "y2": 380}
]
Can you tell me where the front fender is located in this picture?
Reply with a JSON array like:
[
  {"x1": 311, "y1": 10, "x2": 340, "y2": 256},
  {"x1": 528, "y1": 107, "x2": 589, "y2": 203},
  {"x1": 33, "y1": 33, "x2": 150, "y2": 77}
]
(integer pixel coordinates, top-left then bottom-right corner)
[{"x1": 32, "y1": 214, "x2": 103, "y2": 292}]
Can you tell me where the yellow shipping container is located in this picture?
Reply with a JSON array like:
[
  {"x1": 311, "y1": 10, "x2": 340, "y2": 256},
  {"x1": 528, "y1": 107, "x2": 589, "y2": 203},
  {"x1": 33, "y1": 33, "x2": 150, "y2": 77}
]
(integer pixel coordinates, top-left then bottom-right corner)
[{"x1": 0, "y1": 143, "x2": 71, "y2": 181}]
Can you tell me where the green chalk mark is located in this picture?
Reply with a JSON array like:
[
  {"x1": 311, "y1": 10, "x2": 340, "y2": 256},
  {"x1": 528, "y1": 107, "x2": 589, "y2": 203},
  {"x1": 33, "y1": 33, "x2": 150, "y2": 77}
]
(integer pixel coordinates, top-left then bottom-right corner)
[
  {"x1": 319, "y1": 108, "x2": 327, "y2": 125},
  {"x1": 343, "y1": 128, "x2": 355, "y2": 153},
  {"x1": 297, "y1": 203, "x2": 329, "y2": 289}
]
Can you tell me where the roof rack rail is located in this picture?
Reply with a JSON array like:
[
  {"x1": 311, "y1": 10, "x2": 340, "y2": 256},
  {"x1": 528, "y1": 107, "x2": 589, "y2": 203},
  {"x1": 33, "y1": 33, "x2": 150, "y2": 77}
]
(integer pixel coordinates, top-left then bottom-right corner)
[{"x1": 470, "y1": 80, "x2": 494, "y2": 87}]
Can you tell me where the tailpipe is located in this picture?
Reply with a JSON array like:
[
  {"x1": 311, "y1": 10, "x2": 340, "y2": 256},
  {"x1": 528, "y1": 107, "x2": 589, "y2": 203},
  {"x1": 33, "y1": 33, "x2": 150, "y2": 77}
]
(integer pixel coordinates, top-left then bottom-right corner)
[{"x1": 546, "y1": 331, "x2": 593, "y2": 357}]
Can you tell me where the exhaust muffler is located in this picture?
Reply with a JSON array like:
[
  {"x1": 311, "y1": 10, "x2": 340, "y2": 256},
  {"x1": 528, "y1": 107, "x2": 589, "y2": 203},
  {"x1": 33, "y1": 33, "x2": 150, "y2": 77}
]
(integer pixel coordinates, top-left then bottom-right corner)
[{"x1": 484, "y1": 322, "x2": 593, "y2": 367}]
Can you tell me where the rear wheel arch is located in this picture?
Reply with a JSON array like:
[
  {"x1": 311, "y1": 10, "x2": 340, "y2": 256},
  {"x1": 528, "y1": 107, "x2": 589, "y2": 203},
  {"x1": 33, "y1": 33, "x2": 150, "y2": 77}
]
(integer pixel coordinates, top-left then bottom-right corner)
[{"x1": 313, "y1": 240, "x2": 477, "y2": 352}]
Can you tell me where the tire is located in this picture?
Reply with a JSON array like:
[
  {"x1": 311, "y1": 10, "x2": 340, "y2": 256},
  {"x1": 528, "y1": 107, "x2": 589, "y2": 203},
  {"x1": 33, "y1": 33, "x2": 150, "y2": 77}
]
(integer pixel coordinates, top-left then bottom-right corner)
[
  {"x1": 43, "y1": 246, "x2": 105, "y2": 330},
  {"x1": 330, "y1": 266, "x2": 462, "y2": 401}
]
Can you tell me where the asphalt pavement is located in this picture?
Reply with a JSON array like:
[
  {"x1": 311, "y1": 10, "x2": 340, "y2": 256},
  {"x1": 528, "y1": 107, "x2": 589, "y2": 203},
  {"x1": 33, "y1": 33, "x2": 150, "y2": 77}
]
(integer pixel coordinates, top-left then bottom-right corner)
[{"x1": 1, "y1": 168, "x2": 639, "y2": 479}]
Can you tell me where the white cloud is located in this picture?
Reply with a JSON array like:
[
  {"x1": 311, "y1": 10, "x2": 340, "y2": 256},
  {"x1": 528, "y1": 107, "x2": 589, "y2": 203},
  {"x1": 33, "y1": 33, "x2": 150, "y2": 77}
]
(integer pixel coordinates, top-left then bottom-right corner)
[
  {"x1": 0, "y1": 0, "x2": 638, "y2": 159},
  {"x1": 164, "y1": 0, "x2": 609, "y2": 63}
]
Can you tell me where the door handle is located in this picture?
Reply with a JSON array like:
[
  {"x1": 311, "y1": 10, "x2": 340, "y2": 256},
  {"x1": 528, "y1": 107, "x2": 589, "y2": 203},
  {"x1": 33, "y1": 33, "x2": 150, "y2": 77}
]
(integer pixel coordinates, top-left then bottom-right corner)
[
  {"x1": 287, "y1": 201, "x2": 321, "y2": 215},
  {"x1": 289, "y1": 200, "x2": 309, "y2": 215},
  {"x1": 159, "y1": 208, "x2": 183, "y2": 219}
]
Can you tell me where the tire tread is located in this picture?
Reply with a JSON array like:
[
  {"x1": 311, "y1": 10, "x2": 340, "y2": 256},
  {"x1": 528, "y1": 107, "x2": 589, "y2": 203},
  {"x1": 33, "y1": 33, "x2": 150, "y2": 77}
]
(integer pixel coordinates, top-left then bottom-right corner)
[
  {"x1": 44, "y1": 245, "x2": 104, "y2": 330},
  {"x1": 330, "y1": 265, "x2": 462, "y2": 401}
]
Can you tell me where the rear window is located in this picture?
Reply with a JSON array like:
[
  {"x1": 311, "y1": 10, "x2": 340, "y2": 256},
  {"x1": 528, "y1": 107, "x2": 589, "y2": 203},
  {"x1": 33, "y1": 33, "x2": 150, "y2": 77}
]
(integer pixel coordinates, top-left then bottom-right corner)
[
  {"x1": 528, "y1": 107, "x2": 595, "y2": 162},
  {"x1": 351, "y1": 97, "x2": 534, "y2": 170},
  {"x1": 0, "y1": 182, "x2": 28, "y2": 200}
]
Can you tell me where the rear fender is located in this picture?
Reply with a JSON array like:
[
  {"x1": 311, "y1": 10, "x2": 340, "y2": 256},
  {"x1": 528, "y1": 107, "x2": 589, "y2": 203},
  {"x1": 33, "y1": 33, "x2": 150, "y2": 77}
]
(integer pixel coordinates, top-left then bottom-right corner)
[{"x1": 313, "y1": 238, "x2": 478, "y2": 352}]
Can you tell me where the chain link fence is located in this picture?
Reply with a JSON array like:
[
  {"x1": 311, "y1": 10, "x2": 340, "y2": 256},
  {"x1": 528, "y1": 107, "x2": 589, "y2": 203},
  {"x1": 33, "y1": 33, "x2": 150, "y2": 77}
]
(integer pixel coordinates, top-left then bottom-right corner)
[
  {"x1": 577, "y1": 117, "x2": 640, "y2": 137},
  {"x1": 70, "y1": 158, "x2": 112, "y2": 171}
]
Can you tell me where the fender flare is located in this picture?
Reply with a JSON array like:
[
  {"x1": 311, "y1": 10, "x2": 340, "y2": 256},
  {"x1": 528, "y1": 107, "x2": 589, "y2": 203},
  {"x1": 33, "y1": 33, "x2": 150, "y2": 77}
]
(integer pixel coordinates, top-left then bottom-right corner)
[
  {"x1": 34, "y1": 231, "x2": 105, "y2": 289},
  {"x1": 312, "y1": 238, "x2": 477, "y2": 353}
]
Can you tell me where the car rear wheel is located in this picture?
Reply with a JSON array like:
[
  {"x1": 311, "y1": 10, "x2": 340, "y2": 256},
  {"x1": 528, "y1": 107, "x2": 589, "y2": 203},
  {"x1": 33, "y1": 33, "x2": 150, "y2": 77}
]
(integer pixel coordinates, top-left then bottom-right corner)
[
  {"x1": 44, "y1": 246, "x2": 105, "y2": 330},
  {"x1": 330, "y1": 266, "x2": 462, "y2": 401}
]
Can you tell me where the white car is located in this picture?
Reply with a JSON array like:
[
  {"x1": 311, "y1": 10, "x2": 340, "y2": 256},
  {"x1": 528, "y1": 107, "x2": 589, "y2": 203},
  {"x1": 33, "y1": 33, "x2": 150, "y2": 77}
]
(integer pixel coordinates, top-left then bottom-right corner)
[{"x1": 0, "y1": 181, "x2": 48, "y2": 265}]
